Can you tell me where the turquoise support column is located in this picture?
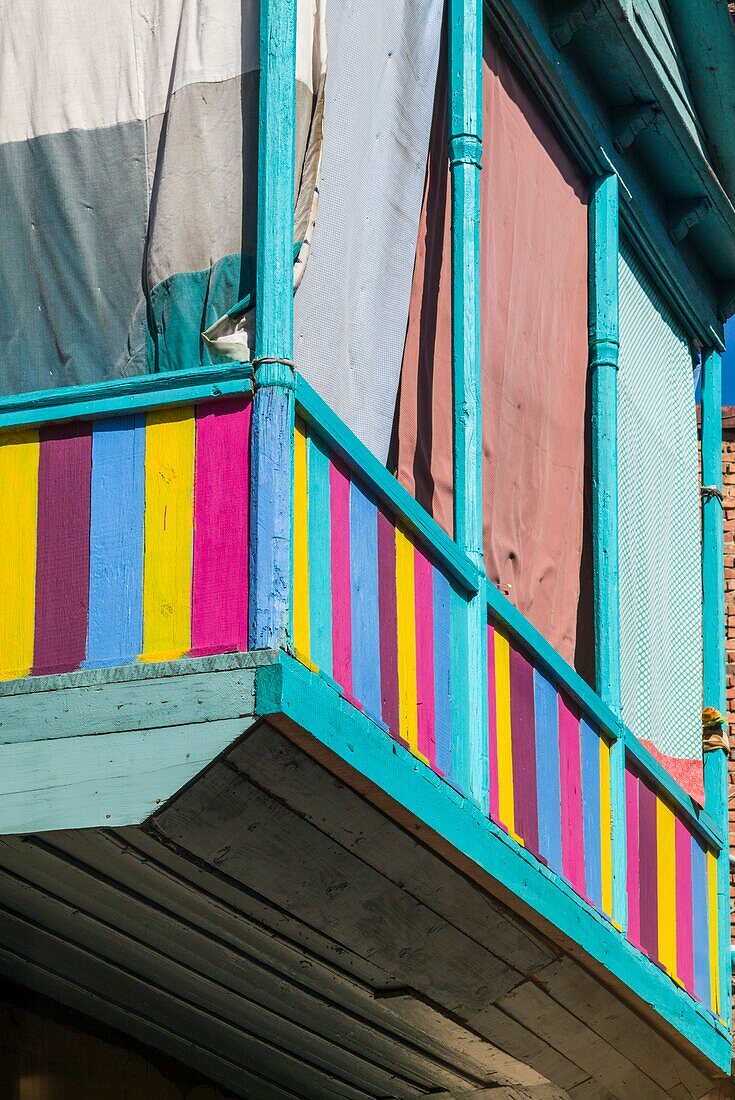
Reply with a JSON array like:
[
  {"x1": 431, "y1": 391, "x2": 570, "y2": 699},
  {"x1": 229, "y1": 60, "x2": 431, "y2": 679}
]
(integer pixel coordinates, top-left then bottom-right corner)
[
  {"x1": 701, "y1": 346, "x2": 731, "y2": 1027},
  {"x1": 249, "y1": 0, "x2": 298, "y2": 650},
  {"x1": 448, "y1": 0, "x2": 488, "y2": 810},
  {"x1": 588, "y1": 173, "x2": 627, "y2": 931}
]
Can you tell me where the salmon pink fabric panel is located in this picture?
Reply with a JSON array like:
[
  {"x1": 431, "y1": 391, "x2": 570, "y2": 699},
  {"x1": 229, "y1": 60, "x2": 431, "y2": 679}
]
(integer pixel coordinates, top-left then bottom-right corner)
[{"x1": 396, "y1": 28, "x2": 589, "y2": 665}]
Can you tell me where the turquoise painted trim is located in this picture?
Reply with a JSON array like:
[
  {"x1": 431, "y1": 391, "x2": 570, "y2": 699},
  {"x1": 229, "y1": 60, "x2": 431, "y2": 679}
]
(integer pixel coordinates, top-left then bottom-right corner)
[
  {"x1": 700, "y1": 346, "x2": 731, "y2": 1031},
  {"x1": 249, "y1": 0, "x2": 298, "y2": 650},
  {"x1": 295, "y1": 375, "x2": 479, "y2": 594},
  {"x1": 588, "y1": 173, "x2": 626, "y2": 931},
  {"x1": 257, "y1": 652, "x2": 732, "y2": 1071},
  {"x1": 0, "y1": 365, "x2": 253, "y2": 431},
  {"x1": 0, "y1": 720, "x2": 250, "y2": 835},
  {"x1": 449, "y1": 0, "x2": 488, "y2": 810},
  {"x1": 589, "y1": 173, "x2": 622, "y2": 717}
]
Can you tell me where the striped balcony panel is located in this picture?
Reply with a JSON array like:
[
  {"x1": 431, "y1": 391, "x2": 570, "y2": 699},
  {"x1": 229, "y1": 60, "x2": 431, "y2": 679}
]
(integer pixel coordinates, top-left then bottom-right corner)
[
  {"x1": 0, "y1": 396, "x2": 252, "y2": 678},
  {"x1": 625, "y1": 761, "x2": 721, "y2": 1015},
  {"x1": 487, "y1": 617, "x2": 615, "y2": 922},
  {"x1": 292, "y1": 417, "x2": 469, "y2": 782}
]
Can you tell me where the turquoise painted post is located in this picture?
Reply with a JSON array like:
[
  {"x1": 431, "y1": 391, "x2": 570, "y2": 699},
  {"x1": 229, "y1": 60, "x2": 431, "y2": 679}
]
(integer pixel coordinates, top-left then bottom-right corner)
[
  {"x1": 588, "y1": 173, "x2": 627, "y2": 931},
  {"x1": 249, "y1": 0, "x2": 298, "y2": 650},
  {"x1": 448, "y1": 0, "x2": 488, "y2": 810},
  {"x1": 701, "y1": 346, "x2": 731, "y2": 1028}
]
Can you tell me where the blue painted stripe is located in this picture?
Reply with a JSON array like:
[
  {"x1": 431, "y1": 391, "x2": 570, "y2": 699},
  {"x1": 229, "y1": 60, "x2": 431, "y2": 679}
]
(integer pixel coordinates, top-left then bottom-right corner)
[
  {"x1": 580, "y1": 718, "x2": 602, "y2": 910},
  {"x1": 349, "y1": 481, "x2": 381, "y2": 721},
  {"x1": 307, "y1": 431, "x2": 333, "y2": 675},
  {"x1": 433, "y1": 569, "x2": 452, "y2": 776},
  {"x1": 449, "y1": 582, "x2": 469, "y2": 796},
  {"x1": 84, "y1": 415, "x2": 145, "y2": 668},
  {"x1": 533, "y1": 669, "x2": 562, "y2": 874},
  {"x1": 691, "y1": 834, "x2": 711, "y2": 1007}
]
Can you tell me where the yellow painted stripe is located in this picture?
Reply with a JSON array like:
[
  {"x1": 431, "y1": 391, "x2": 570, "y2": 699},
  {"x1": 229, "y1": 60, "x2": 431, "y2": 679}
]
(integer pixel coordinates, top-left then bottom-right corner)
[
  {"x1": 142, "y1": 407, "x2": 195, "y2": 661},
  {"x1": 656, "y1": 798, "x2": 677, "y2": 978},
  {"x1": 707, "y1": 850, "x2": 720, "y2": 1015},
  {"x1": 395, "y1": 525, "x2": 419, "y2": 756},
  {"x1": 0, "y1": 430, "x2": 39, "y2": 679},
  {"x1": 599, "y1": 738, "x2": 613, "y2": 917},
  {"x1": 293, "y1": 420, "x2": 311, "y2": 664},
  {"x1": 494, "y1": 629, "x2": 518, "y2": 840}
]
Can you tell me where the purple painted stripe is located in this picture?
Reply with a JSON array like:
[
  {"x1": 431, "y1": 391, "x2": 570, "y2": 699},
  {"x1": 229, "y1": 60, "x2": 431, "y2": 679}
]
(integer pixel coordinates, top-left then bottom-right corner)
[
  {"x1": 377, "y1": 507, "x2": 400, "y2": 738},
  {"x1": 509, "y1": 643, "x2": 539, "y2": 856},
  {"x1": 33, "y1": 423, "x2": 92, "y2": 675},
  {"x1": 558, "y1": 692, "x2": 586, "y2": 896},
  {"x1": 638, "y1": 778, "x2": 659, "y2": 963},
  {"x1": 625, "y1": 767, "x2": 642, "y2": 949}
]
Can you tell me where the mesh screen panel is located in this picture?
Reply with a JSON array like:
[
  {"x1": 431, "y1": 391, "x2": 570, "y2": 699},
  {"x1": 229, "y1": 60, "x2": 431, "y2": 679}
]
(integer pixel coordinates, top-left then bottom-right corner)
[{"x1": 617, "y1": 240, "x2": 702, "y2": 763}]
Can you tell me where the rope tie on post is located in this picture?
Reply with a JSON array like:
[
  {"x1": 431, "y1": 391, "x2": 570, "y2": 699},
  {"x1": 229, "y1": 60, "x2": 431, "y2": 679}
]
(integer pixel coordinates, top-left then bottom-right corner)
[
  {"x1": 702, "y1": 706, "x2": 730, "y2": 754},
  {"x1": 701, "y1": 484, "x2": 724, "y2": 505}
]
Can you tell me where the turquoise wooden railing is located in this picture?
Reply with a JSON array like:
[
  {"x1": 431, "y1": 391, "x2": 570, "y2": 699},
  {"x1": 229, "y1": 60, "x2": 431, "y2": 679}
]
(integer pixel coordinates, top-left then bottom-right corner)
[
  {"x1": 0, "y1": 361, "x2": 726, "y2": 1045},
  {"x1": 290, "y1": 370, "x2": 726, "y2": 1029}
]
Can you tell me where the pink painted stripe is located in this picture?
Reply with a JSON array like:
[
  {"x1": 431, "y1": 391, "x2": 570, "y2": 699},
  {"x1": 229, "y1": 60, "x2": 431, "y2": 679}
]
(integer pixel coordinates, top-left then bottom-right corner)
[
  {"x1": 487, "y1": 622, "x2": 499, "y2": 821},
  {"x1": 190, "y1": 398, "x2": 251, "y2": 657},
  {"x1": 330, "y1": 459, "x2": 354, "y2": 700},
  {"x1": 675, "y1": 814, "x2": 695, "y2": 993},
  {"x1": 625, "y1": 767, "x2": 642, "y2": 949},
  {"x1": 558, "y1": 692, "x2": 586, "y2": 896},
  {"x1": 33, "y1": 423, "x2": 92, "y2": 675},
  {"x1": 414, "y1": 545, "x2": 436, "y2": 764}
]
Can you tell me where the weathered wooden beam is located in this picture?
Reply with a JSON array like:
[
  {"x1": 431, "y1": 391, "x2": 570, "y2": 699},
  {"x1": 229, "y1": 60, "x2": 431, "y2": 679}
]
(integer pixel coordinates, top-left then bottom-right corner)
[{"x1": 249, "y1": 0, "x2": 298, "y2": 650}]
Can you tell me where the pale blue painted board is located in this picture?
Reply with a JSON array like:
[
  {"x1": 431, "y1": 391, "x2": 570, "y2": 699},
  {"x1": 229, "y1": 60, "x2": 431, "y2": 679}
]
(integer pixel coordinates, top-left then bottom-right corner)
[
  {"x1": 534, "y1": 669, "x2": 562, "y2": 874},
  {"x1": 349, "y1": 481, "x2": 381, "y2": 721},
  {"x1": 85, "y1": 415, "x2": 145, "y2": 668},
  {"x1": 581, "y1": 718, "x2": 602, "y2": 911}
]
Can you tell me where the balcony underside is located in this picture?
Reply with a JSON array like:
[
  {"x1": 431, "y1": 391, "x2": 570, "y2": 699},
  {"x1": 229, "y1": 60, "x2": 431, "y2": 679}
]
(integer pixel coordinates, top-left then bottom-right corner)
[{"x1": 0, "y1": 653, "x2": 724, "y2": 1099}]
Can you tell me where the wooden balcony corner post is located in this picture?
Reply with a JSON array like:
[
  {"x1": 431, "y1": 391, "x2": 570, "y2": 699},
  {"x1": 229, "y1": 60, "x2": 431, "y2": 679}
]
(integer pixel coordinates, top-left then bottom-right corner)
[
  {"x1": 701, "y1": 345, "x2": 731, "y2": 1027},
  {"x1": 448, "y1": 0, "x2": 489, "y2": 810},
  {"x1": 249, "y1": 0, "x2": 298, "y2": 650},
  {"x1": 588, "y1": 172, "x2": 627, "y2": 931}
]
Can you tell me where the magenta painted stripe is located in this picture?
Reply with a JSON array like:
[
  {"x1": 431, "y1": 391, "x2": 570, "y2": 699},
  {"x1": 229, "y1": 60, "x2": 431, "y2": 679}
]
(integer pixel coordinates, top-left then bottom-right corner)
[
  {"x1": 625, "y1": 767, "x2": 642, "y2": 949},
  {"x1": 675, "y1": 814, "x2": 695, "y2": 993},
  {"x1": 190, "y1": 397, "x2": 251, "y2": 657},
  {"x1": 33, "y1": 423, "x2": 92, "y2": 675},
  {"x1": 377, "y1": 508, "x2": 400, "y2": 738},
  {"x1": 487, "y1": 622, "x2": 499, "y2": 820},
  {"x1": 509, "y1": 644, "x2": 539, "y2": 856},
  {"x1": 638, "y1": 778, "x2": 659, "y2": 962},
  {"x1": 558, "y1": 692, "x2": 586, "y2": 896},
  {"x1": 414, "y1": 545, "x2": 436, "y2": 763},
  {"x1": 330, "y1": 459, "x2": 354, "y2": 700}
]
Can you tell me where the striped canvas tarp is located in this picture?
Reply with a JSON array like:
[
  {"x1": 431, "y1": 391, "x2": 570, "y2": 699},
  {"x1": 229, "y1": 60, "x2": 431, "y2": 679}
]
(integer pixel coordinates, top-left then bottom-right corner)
[
  {"x1": 617, "y1": 241, "x2": 703, "y2": 802},
  {"x1": 0, "y1": 0, "x2": 325, "y2": 394}
]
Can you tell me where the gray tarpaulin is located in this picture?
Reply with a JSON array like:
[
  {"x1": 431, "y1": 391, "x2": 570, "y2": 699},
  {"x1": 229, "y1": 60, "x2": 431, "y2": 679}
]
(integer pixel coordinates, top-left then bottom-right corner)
[
  {"x1": 0, "y1": 0, "x2": 440, "y2": 465},
  {"x1": 293, "y1": 0, "x2": 443, "y2": 462}
]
